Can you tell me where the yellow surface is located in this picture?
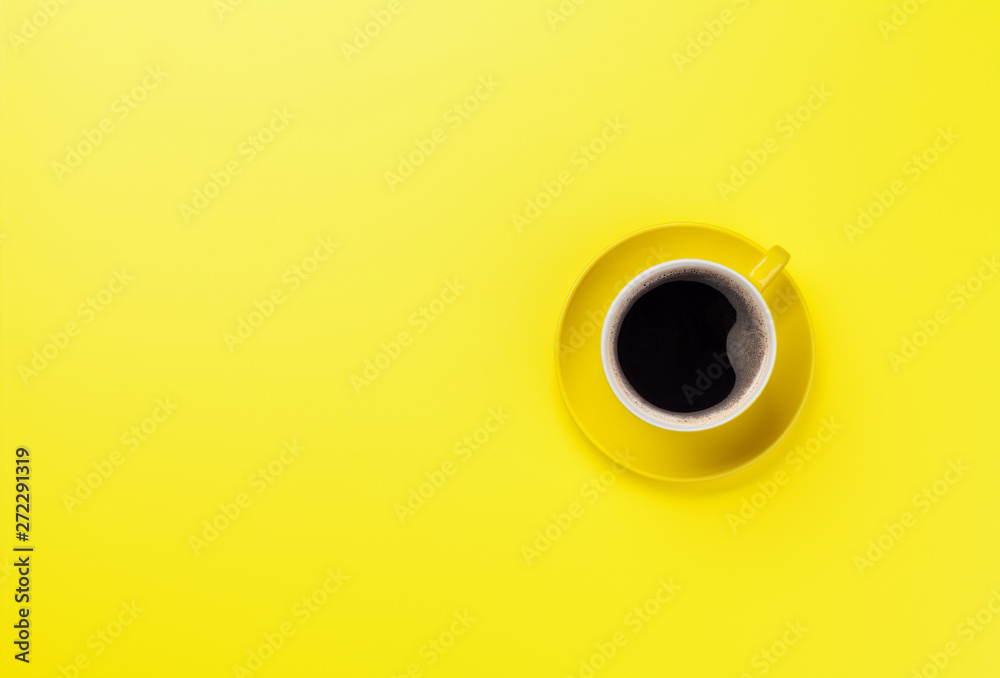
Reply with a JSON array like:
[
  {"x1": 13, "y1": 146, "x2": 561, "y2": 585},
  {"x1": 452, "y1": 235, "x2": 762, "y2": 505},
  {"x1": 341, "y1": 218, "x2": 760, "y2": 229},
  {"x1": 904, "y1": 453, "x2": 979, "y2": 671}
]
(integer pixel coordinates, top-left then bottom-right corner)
[{"x1": 1, "y1": 1, "x2": 998, "y2": 676}]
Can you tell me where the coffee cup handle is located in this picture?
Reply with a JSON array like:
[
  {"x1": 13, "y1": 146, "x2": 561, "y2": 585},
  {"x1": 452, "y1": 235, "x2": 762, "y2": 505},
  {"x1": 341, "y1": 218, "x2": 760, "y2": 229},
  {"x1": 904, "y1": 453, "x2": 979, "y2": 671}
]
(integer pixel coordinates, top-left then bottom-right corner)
[{"x1": 748, "y1": 246, "x2": 790, "y2": 291}]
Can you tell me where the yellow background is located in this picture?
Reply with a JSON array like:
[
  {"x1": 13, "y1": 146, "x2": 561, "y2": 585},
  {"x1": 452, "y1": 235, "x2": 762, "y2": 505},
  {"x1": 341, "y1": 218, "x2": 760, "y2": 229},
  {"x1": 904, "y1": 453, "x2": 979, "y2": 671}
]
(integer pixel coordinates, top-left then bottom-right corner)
[{"x1": 2, "y1": 0, "x2": 999, "y2": 676}]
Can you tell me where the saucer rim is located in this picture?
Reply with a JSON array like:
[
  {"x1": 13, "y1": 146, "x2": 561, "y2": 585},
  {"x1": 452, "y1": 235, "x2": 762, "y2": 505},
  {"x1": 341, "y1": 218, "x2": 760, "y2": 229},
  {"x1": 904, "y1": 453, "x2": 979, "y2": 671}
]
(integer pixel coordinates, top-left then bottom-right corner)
[{"x1": 554, "y1": 221, "x2": 816, "y2": 482}]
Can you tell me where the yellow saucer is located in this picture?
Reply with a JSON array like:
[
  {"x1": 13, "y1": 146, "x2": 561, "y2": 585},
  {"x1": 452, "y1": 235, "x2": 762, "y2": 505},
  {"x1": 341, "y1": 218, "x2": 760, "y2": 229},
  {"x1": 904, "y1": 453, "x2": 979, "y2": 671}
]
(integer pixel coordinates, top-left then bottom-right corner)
[{"x1": 555, "y1": 223, "x2": 815, "y2": 481}]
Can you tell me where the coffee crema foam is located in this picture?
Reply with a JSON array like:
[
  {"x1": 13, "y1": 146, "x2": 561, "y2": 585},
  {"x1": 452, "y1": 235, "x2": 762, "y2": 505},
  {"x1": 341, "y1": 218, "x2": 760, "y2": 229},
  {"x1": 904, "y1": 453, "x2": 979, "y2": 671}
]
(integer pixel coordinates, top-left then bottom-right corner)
[{"x1": 606, "y1": 267, "x2": 772, "y2": 428}]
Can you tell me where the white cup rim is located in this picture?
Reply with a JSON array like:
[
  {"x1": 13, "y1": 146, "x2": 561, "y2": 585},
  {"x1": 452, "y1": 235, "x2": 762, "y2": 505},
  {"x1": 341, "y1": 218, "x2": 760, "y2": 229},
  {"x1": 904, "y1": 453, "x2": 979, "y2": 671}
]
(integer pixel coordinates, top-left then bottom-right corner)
[{"x1": 600, "y1": 259, "x2": 777, "y2": 432}]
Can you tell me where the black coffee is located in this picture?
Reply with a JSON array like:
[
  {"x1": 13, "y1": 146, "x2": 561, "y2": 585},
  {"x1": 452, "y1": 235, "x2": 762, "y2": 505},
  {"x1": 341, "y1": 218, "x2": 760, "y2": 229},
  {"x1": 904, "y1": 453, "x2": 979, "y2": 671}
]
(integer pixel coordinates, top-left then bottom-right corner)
[{"x1": 615, "y1": 281, "x2": 736, "y2": 413}]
